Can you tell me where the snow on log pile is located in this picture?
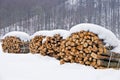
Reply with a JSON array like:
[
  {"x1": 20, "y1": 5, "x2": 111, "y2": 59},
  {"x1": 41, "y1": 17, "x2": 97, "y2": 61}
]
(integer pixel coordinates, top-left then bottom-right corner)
[
  {"x1": 29, "y1": 23, "x2": 120, "y2": 69},
  {"x1": 37, "y1": 34, "x2": 63, "y2": 58},
  {"x1": 59, "y1": 30, "x2": 120, "y2": 69},
  {"x1": 1, "y1": 31, "x2": 30, "y2": 53},
  {"x1": 1, "y1": 23, "x2": 120, "y2": 69},
  {"x1": 29, "y1": 30, "x2": 68, "y2": 58}
]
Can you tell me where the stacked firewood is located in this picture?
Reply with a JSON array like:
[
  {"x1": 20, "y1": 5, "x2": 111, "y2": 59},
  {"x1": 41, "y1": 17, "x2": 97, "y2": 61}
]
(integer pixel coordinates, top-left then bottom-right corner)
[
  {"x1": 3, "y1": 31, "x2": 120, "y2": 69},
  {"x1": 59, "y1": 31, "x2": 120, "y2": 69},
  {"x1": 29, "y1": 34, "x2": 64, "y2": 58},
  {"x1": 2, "y1": 36, "x2": 29, "y2": 53},
  {"x1": 29, "y1": 31, "x2": 120, "y2": 69},
  {"x1": 29, "y1": 35, "x2": 45, "y2": 53},
  {"x1": 39, "y1": 34, "x2": 64, "y2": 58}
]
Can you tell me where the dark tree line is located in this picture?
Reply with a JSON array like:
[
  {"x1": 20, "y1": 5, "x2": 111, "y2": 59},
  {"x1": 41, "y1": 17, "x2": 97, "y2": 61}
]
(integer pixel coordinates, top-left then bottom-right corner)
[{"x1": 0, "y1": 0, "x2": 120, "y2": 39}]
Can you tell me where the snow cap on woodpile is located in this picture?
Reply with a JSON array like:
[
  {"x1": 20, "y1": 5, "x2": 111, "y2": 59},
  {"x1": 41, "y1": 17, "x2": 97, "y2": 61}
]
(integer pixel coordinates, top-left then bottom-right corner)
[
  {"x1": 30, "y1": 23, "x2": 120, "y2": 53},
  {"x1": 111, "y1": 41, "x2": 120, "y2": 53},
  {"x1": 69, "y1": 23, "x2": 119, "y2": 47},
  {"x1": 2, "y1": 31, "x2": 30, "y2": 41},
  {"x1": 30, "y1": 29, "x2": 69, "y2": 39}
]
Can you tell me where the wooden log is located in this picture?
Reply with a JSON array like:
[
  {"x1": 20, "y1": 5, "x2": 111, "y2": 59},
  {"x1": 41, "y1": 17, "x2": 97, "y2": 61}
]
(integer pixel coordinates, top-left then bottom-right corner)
[
  {"x1": 83, "y1": 57, "x2": 89, "y2": 62},
  {"x1": 98, "y1": 50, "x2": 120, "y2": 58},
  {"x1": 77, "y1": 45, "x2": 83, "y2": 51},
  {"x1": 89, "y1": 57, "x2": 93, "y2": 61},
  {"x1": 84, "y1": 49, "x2": 89, "y2": 54},
  {"x1": 83, "y1": 42, "x2": 88, "y2": 48},
  {"x1": 88, "y1": 41, "x2": 93, "y2": 46},
  {"x1": 92, "y1": 45, "x2": 98, "y2": 52},
  {"x1": 91, "y1": 52, "x2": 120, "y2": 62},
  {"x1": 87, "y1": 46, "x2": 92, "y2": 53},
  {"x1": 79, "y1": 33, "x2": 84, "y2": 38},
  {"x1": 60, "y1": 59, "x2": 65, "y2": 64},
  {"x1": 2, "y1": 36, "x2": 29, "y2": 53},
  {"x1": 98, "y1": 47, "x2": 104, "y2": 54},
  {"x1": 97, "y1": 60, "x2": 120, "y2": 68},
  {"x1": 85, "y1": 61, "x2": 91, "y2": 65},
  {"x1": 90, "y1": 61, "x2": 97, "y2": 67},
  {"x1": 79, "y1": 61, "x2": 84, "y2": 65}
]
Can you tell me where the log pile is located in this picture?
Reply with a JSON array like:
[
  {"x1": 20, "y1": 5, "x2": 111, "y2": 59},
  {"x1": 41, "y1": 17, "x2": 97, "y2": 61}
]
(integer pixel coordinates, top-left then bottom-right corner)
[
  {"x1": 40, "y1": 34, "x2": 64, "y2": 58},
  {"x1": 29, "y1": 31, "x2": 120, "y2": 69},
  {"x1": 59, "y1": 31, "x2": 103, "y2": 68},
  {"x1": 29, "y1": 35, "x2": 45, "y2": 53},
  {"x1": 2, "y1": 36, "x2": 29, "y2": 53},
  {"x1": 2, "y1": 30, "x2": 120, "y2": 69},
  {"x1": 29, "y1": 34, "x2": 64, "y2": 59},
  {"x1": 59, "y1": 31, "x2": 120, "y2": 69}
]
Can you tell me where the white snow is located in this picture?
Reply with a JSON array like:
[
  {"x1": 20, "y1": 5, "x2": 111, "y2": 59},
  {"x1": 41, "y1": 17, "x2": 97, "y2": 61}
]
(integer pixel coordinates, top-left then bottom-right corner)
[
  {"x1": 0, "y1": 45, "x2": 120, "y2": 80},
  {"x1": 67, "y1": 0, "x2": 78, "y2": 6},
  {"x1": 2, "y1": 31, "x2": 30, "y2": 41},
  {"x1": 30, "y1": 29, "x2": 69, "y2": 43},
  {"x1": 111, "y1": 41, "x2": 120, "y2": 53},
  {"x1": 31, "y1": 29, "x2": 69, "y2": 39},
  {"x1": 42, "y1": 38, "x2": 47, "y2": 44}
]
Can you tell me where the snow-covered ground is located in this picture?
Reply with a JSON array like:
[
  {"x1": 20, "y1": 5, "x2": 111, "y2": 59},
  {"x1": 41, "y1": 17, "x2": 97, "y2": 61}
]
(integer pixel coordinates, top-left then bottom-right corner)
[
  {"x1": 0, "y1": 43, "x2": 120, "y2": 80},
  {"x1": 0, "y1": 23, "x2": 120, "y2": 80}
]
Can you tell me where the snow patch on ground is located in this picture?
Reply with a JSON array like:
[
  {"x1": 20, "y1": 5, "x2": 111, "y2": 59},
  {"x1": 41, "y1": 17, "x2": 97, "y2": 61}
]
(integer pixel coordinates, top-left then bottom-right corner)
[{"x1": 2, "y1": 31, "x2": 30, "y2": 41}]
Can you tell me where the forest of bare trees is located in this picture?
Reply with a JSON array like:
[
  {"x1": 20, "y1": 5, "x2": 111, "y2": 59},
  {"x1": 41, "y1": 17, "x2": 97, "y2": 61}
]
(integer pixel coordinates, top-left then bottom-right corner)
[{"x1": 0, "y1": 0, "x2": 120, "y2": 39}]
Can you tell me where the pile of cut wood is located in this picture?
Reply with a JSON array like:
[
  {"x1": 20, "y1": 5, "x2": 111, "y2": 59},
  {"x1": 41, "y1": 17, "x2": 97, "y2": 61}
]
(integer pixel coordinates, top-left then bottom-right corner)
[
  {"x1": 1, "y1": 31, "x2": 120, "y2": 69},
  {"x1": 29, "y1": 35, "x2": 45, "y2": 53},
  {"x1": 2, "y1": 36, "x2": 29, "y2": 53},
  {"x1": 30, "y1": 34, "x2": 64, "y2": 59},
  {"x1": 59, "y1": 31, "x2": 120, "y2": 69},
  {"x1": 29, "y1": 31, "x2": 120, "y2": 69}
]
